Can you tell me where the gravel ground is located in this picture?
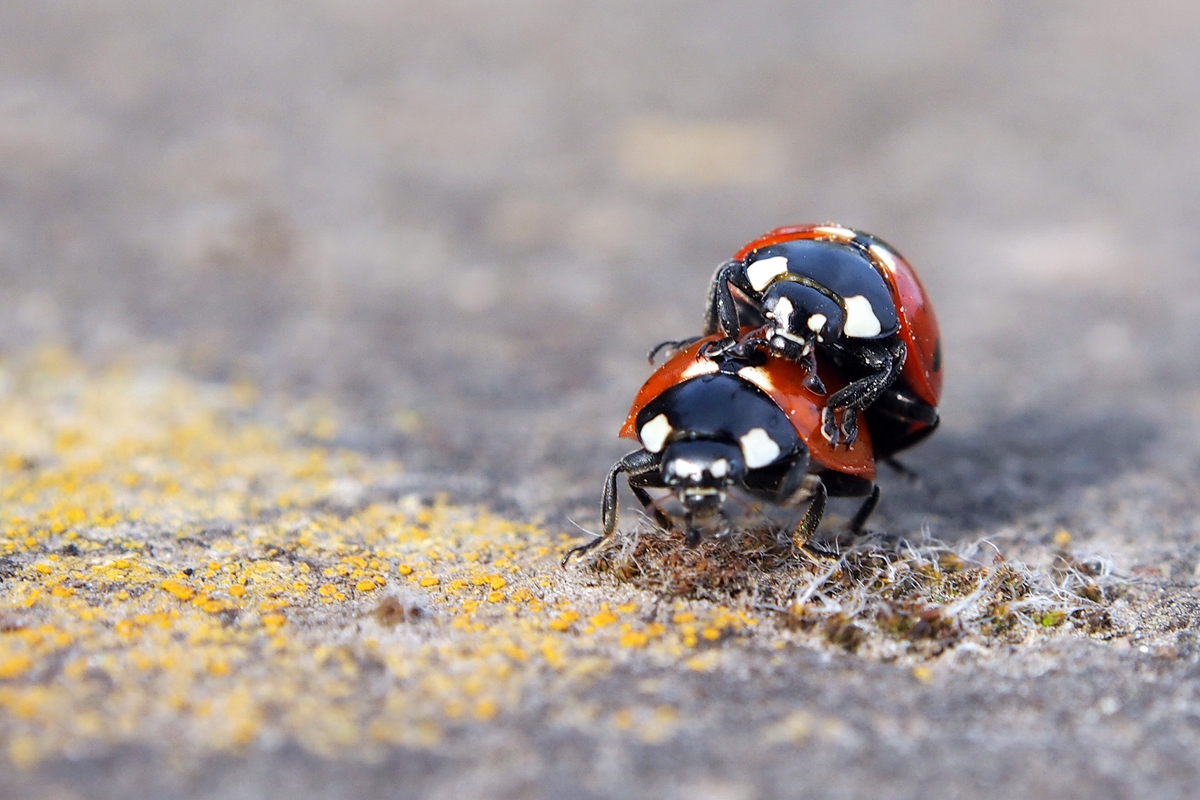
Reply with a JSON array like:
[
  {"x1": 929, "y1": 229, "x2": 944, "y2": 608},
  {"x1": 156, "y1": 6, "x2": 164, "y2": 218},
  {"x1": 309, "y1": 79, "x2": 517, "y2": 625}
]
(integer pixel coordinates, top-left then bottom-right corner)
[{"x1": 4, "y1": 1, "x2": 1200, "y2": 798}]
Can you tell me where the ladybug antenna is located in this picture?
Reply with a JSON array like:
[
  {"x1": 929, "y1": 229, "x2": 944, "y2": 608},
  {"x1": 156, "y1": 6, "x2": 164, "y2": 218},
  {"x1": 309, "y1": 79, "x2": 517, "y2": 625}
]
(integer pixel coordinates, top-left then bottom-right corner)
[
  {"x1": 731, "y1": 336, "x2": 770, "y2": 359},
  {"x1": 647, "y1": 335, "x2": 703, "y2": 365},
  {"x1": 563, "y1": 516, "x2": 600, "y2": 538},
  {"x1": 802, "y1": 348, "x2": 826, "y2": 394}
]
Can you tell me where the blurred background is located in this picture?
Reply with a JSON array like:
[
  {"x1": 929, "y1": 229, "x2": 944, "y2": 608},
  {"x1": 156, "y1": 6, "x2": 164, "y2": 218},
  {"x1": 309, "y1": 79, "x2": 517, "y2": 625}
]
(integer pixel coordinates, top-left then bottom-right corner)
[
  {"x1": 2, "y1": 0, "x2": 1199, "y2": 555},
  {"x1": 10, "y1": 3, "x2": 1200, "y2": 798}
]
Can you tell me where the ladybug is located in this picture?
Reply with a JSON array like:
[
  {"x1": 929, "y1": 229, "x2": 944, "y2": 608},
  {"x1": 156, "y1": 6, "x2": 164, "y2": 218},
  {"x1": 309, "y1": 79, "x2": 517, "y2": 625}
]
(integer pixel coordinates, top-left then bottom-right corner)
[
  {"x1": 563, "y1": 332, "x2": 880, "y2": 565},
  {"x1": 689, "y1": 224, "x2": 942, "y2": 452}
]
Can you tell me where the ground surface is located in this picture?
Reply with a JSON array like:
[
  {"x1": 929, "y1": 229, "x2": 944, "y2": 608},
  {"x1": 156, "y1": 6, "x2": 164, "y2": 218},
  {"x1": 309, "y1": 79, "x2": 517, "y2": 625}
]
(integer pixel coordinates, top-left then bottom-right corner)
[{"x1": 4, "y1": 2, "x2": 1200, "y2": 798}]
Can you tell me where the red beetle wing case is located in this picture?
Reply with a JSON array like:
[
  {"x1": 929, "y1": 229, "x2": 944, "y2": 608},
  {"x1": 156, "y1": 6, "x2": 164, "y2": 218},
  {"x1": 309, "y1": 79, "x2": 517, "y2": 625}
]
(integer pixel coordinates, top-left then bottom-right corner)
[
  {"x1": 620, "y1": 334, "x2": 876, "y2": 480},
  {"x1": 860, "y1": 236, "x2": 942, "y2": 407}
]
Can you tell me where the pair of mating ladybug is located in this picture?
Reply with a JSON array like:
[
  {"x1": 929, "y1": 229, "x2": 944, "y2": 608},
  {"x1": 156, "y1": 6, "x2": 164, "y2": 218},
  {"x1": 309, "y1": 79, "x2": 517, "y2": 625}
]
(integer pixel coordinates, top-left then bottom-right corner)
[{"x1": 565, "y1": 224, "x2": 942, "y2": 564}]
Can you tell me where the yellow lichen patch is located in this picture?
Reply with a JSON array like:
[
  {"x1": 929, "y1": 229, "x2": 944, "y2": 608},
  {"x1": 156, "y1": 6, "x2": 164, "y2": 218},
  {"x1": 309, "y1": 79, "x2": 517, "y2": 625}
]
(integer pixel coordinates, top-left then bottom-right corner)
[
  {"x1": 548, "y1": 611, "x2": 579, "y2": 632},
  {"x1": 589, "y1": 606, "x2": 619, "y2": 628},
  {"x1": 160, "y1": 579, "x2": 194, "y2": 601},
  {"x1": 618, "y1": 630, "x2": 649, "y2": 649},
  {"x1": 0, "y1": 349, "x2": 1117, "y2": 770},
  {"x1": 0, "y1": 656, "x2": 34, "y2": 680}
]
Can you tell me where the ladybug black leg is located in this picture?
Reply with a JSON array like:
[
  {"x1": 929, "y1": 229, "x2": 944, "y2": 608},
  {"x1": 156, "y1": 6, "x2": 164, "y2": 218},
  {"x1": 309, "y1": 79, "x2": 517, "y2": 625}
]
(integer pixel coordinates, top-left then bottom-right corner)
[
  {"x1": 562, "y1": 449, "x2": 662, "y2": 567},
  {"x1": 700, "y1": 259, "x2": 770, "y2": 360},
  {"x1": 647, "y1": 336, "x2": 702, "y2": 364},
  {"x1": 627, "y1": 474, "x2": 672, "y2": 532},
  {"x1": 882, "y1": 457, "x2": 922, "y2": 485},
  {"x1": 791, "y1": 478, "x2": 827, "y2": 548},
  {"x1": 822, "y1": 338, "x2": 907, "y2": 447},
  {"x1": 698, "y1": 336, "x2": 738, "y2": 360},
  {"x1": 702, "y1": 259, "x2": 745, "y2": 338},
  {"x1": 772, "y1": 449, "x2": 815, "y2": 507},
  {"x1": 847, "y1": 483, "x2": 880, "y2": 534},
  {"x1": 729, "y1": 335, "x2": 771, "y2": 359},
  {"x1": 767, "y1": 459, "x2": 834, "y2": 550},
  {"x1": 802, "y1": 348, "x2": 826, "y2": 394}
]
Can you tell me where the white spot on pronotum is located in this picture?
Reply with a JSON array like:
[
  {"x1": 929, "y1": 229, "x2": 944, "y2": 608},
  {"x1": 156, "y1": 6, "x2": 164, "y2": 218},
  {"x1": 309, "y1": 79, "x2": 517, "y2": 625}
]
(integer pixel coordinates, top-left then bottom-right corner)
[
  {"x1": 770, "y1": 296, "x2": 794, "y2": 327},
  {"x1": 769, "y1": 328, "x2": 808, "y2": 347},
  {"x1": 640, "y1": 414, "x2": 672, "y2": 453},
  {"x1": 737, "y1": 365, "x2": 775, "y2": 393},
  {"x1": 710, "y1": 458, "x2": 729, "y2": 478},
  {"x1": 667, "y1": 458, "x2": 704, "y2": 480},
  {"x1": 739, "y1": 427, "x2": 781, "y2": 469},
  {"x1": 813, "y1": 225, "x2": 856, "y2": 241},
  {"x1": 842, "y1": 295, "x2": 882, "y2": 338},
  {"x1": 746, "y1": 256, "x2": 789, "y2": 292},
  {"x1": 807, "y1": 313, "x2": 826, "y2": 333},
  {"x1": 868, "y1": 242, "x2": 895, "y2": 269},
  {"x1": 679, "y1": 359, "x2": 719, "y2": 380}
]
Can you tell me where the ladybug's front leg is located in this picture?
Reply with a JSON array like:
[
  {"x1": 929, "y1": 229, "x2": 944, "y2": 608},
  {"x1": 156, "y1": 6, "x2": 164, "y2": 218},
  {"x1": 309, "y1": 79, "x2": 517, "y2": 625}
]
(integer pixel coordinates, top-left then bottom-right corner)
[
  {"x1": 701, "y1": 259, "x2": 744, "y2": 336},
  {"x1": 766, "y1": 457, "x2": 828, "y2": 550},
  {"x1": 791, "y1": 477, "x2": 827, "y2": 548},
  {"x1": 822, "y1": 338, "x2": 906, "y2": 447},
  {"x1": 699, "y1": 259, "x2": 746, "y2": 356},
  {"x1": 647, "y1": 336, "x2": 702, "y2": 364},
  {"x1": 562, "y1": 449, "x2": 662, "y2": 566},
  {"x1": 847, "y1": 483, "x2": 880, "y2": 535}
]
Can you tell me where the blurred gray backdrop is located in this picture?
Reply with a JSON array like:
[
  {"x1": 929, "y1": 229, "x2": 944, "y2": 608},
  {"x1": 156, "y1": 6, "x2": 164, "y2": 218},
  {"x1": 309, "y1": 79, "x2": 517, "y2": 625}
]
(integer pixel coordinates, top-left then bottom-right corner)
[
  {"x1": 5, "y1": 1, "x2": 1200, "y2": 797},
  {"x1": 7, "y1": 2, "x2": 1195, "y2": 535}
]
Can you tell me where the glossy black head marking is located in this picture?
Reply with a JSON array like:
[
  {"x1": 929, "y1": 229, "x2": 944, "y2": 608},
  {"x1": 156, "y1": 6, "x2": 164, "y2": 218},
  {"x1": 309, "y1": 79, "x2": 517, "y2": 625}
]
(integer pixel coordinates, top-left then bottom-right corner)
[
  {"x1": 661, "y1": 439, "x2": 745, "y2": 485},
  {"x1": 762, "y1": 282, "x2": 846, "y2": 358},
  {"x1": 660, "y1": 439, "x2": 745, "y2": 516}
]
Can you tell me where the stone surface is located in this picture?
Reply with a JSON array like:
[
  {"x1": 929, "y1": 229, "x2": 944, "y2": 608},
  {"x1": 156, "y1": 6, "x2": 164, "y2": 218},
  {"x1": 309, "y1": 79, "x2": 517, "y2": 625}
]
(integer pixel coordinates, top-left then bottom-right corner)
[{"x1": 3, "y1": 1, "x2": 1200, "y2": 797}]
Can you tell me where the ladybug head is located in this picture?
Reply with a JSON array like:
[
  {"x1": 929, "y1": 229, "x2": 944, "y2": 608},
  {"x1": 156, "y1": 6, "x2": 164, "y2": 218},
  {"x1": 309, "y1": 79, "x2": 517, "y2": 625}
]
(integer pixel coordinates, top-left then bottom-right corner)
[
  {"x1": 660, "y1": 439, "x2": 745, "y2": 517},
  {"x1": 762, "y1": 282, "x2": 844, "y2": 359}
]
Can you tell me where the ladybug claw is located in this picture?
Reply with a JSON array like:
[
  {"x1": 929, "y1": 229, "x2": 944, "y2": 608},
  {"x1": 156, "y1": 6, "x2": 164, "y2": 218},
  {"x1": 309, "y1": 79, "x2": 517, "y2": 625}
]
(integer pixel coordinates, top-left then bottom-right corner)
[
  {"x1": 840, "y1": 412, "x2": 859, "y2": 450},
  {"x1": 821, "y1": 406, "x2": 857, "y2": 449},
  {"x1": 561, "y1": 536, "x2": 603, "y2": 567},
  {"x1": 699, "y1": 336, "x2": 737, "y2": 360},
  {"x1": 730, "y1": 336, "x2": 769, "y2": 359},
  {"x1": 821, "y1": 406, "x2": 840, "y2": 447},
  {"x1": 802, "y1": 352, "x2": 826, "y2": 394}
]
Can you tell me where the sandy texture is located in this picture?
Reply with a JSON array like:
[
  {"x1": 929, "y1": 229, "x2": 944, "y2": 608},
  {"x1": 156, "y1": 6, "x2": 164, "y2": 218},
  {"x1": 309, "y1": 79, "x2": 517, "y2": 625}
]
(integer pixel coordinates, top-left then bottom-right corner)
[{"x1": 3, "y1": 2, "x2": 1200, "y2": 798}]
